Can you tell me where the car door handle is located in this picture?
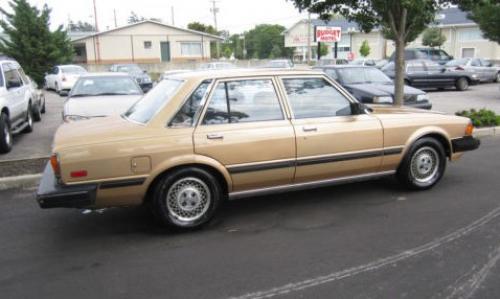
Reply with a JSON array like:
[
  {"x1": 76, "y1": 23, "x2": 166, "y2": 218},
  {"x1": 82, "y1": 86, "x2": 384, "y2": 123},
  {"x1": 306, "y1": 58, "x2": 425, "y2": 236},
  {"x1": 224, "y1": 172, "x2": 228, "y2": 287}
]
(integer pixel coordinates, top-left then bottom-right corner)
[
  {"x1": 207, "y1": 133, "x2": 224, "y2": 140},
  {"x1": 302, "y1": 126, "x2": 318, "y2": 132}
]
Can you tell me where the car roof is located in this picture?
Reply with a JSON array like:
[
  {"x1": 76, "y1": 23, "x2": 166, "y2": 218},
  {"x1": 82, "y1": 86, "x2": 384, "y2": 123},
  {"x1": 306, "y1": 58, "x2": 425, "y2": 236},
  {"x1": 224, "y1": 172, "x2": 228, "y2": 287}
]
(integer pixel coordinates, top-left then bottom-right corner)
[{"x1": 168, "y1": 68, "x2": 324, "y2": 81}]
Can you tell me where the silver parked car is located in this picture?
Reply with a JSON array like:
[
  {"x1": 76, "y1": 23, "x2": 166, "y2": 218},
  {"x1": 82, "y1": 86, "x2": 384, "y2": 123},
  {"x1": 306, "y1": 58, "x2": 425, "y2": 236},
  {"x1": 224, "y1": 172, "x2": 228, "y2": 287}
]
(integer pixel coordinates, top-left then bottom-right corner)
[
  {"x1": 445, "y1": 58, "x2": 500, "y2": 83},
  {"x1": 63, "y1": 73, "x2": 143, "y2": 122},
  {"x1": 198, "y1": 62, "x2": 237, "y2": 70}
]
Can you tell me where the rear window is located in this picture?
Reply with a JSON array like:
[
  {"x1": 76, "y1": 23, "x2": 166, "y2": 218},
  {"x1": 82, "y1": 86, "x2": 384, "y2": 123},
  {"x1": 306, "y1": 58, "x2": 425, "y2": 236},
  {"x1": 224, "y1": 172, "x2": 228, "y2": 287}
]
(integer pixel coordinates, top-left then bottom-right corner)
[
  {"x1": 61, "y1": 66, "x2": 87, "y2": 74},
  {"x1": 124, "y1": 79, "x2": 184, "y2": 124}
]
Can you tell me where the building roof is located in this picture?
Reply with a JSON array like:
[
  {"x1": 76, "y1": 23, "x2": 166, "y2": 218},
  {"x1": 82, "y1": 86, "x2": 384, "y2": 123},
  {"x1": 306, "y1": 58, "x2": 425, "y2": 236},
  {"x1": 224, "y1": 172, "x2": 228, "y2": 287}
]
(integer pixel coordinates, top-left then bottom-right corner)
[
  {"x1": 285, "y1": 7, "x2": 475, "y2": 34},
  {"x1": 72, "y1": 20, "x2": 223, "y2": 42}
]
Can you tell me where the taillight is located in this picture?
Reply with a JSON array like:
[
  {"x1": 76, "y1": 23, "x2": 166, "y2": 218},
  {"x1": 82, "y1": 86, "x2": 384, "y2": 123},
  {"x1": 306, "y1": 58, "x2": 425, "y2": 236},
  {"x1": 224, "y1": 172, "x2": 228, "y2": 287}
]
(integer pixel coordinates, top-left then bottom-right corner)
[
  {"x1": 465, "y1": 122, "x2": 474, "y2": 136},
  {"x1": 70, "y1": 170, "x2": 87, "y2": 178},
  {"x1": 50, "y1": 154, "x2": 61, "y2": 178}
]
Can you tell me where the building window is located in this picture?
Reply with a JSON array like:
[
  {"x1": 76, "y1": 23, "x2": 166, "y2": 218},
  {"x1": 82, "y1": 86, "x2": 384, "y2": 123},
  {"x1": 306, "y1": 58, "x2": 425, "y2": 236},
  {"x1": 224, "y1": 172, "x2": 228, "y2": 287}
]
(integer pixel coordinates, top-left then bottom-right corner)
[
  {"x1": 144, "y1": 41, "x2": 152, "y2": 49},
  {"x1": 458, "y1": 28, "x2": 484, "y2": 41},
  {"x1": 181, "y1": 42, "x2": 202, "y2": 56}
]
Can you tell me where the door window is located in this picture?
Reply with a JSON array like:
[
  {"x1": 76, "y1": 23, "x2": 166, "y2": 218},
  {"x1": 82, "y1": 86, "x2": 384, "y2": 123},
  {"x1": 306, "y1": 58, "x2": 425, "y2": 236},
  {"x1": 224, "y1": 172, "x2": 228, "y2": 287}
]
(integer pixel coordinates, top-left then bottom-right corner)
[
  {"x1": 407, "y1": 61, "x2": 425, "y2": 72},
  {"x1": 203, "y1": 79, "x2": 284, "y2": 125},
  {"x1": 4, "y1": 69, "x2": 23, "y2": 89},
  {"x1": 282, "y1": 77, "x2": 352, "y2": 119},
  {"x1": 470, "y1": 59, "x2": 481, "y2": 67},
  {"x1": 169, "y1": 80, "x2": 212, "y2": 127}
]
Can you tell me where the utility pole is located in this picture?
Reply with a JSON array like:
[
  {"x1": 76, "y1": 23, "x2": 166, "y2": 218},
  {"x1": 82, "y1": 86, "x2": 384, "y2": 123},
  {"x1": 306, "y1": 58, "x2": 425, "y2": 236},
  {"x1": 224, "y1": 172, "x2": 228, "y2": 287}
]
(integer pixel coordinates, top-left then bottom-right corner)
[
  {"x1": 113, "y1": 9, "x2": 117, "y2": 28},
  {"x1": 307, "y1": 13, "x2": 312, "y2": 64},
  {"x1": 171, "y1": 6, "x2": 175, "y2": 26},
  {"x1": 92, "y1": 0, "x2": 101, "y2": 63},
  {"x1": 210, "y1": 0, "x2": 220, "y2": 59}
]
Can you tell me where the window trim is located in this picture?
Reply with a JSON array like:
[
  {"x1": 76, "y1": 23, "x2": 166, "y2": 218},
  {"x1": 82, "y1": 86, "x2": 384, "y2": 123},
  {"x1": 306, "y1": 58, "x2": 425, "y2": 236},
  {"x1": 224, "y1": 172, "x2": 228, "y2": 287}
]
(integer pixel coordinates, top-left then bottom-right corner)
[
  {"x1": 180, "y1": 41, "x2": 203, "y2": 57},
  {"x1": 167, "y1": 79, "x2": 214, "y2": 128},
  {"x1": 144, "y1": 41, "x2": 152, "y2": 49},
  {"x1": 277, "y1": 74, "x2": 360, "y2": 120},
  {"x1": 197, "y1": 76, "x2": 288, "y2": 127}
]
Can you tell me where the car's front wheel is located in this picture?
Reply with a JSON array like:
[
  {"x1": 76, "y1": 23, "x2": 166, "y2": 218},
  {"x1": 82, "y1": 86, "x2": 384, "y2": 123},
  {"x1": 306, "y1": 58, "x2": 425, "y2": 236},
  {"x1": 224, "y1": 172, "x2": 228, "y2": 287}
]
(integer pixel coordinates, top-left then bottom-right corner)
[
  {"x1": 151, "y1": 167, "x2": 223, "y2": 229},
  {"x1": 0, "y1": 112, "x2": 12, "y2": 154},
  {"x1": 22, "y1": 106, "x2": 34, "y2": 133},
  {"x1": 32, "y1": 103, "x2": 42, "y2": 122},
  {"x1": 397, "y1": 137, "x2": 447, "y2": 190},
  {"x1": 455, "y1": 77, "x2": 469, "y2": 91}
]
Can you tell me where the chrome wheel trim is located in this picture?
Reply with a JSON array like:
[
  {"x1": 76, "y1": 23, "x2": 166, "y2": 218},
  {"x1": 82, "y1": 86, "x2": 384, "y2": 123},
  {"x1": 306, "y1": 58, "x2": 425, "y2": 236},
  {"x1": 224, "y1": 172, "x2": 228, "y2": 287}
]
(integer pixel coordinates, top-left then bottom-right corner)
[
  {"x1": 496, "y1": 73, "x2": 500, "y2": 82},
  {"x1": 166, "y1": 177, "x2": 211, "y2": 223},
  {"x1": 27, "y1": 110, "x2": 33, "y2": 127},
  {"x1": 410, "y1": 146, "x2": 440, "y2": 184}
]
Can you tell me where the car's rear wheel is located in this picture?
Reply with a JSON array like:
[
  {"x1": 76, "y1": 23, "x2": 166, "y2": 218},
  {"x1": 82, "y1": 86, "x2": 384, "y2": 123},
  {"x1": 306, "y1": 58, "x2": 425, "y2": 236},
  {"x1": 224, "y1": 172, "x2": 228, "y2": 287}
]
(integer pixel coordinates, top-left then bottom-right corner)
[
  {"x1": 455, "y1": 77, "x2": 469, "y2": 91},
  {"x1": 397, "y1": 137, "x2": 446, "y2": 190},
  {"x1": 151, "y1": 167, "x2": 223, "y2": 229},
  {"x1": 22, "y1": 106, "x2": 34, "y2": 133},
  {"x1": 0, "y1": 113, "x2": 12, "y2": 154}
]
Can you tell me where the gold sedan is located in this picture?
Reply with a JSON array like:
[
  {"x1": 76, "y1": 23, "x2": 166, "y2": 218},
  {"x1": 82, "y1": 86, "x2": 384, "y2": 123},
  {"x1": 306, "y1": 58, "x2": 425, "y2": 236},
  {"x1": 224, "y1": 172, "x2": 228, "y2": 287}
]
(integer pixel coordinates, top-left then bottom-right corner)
[{"x1": 36, "y1": 69, "x2": 480, "y2": 229}]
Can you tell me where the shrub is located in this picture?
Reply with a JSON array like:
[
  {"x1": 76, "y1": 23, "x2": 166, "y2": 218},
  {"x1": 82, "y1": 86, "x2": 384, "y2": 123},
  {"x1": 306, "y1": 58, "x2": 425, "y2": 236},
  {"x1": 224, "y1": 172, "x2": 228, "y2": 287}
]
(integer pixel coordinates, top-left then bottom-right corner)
[{"x1": 455, "y1": 108, "x2": 500, "y2": 127}]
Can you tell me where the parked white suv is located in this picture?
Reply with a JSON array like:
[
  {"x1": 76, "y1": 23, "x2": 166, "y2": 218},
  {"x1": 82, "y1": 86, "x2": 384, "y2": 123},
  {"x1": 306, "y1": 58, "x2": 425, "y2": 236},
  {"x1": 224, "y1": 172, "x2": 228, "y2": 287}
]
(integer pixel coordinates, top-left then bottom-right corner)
[
  {"x1": 0, "y1": 58, "x2": 35, "y2": 153},
  {"x1": 44, "y1": 64, "x2": 87, "y2": 95}
]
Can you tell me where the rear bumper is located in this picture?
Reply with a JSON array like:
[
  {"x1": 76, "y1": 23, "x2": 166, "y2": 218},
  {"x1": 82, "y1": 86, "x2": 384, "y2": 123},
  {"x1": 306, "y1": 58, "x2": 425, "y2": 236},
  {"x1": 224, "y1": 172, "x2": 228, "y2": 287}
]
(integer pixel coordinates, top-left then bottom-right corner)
[
  {"x1": 452, "y1": 136, "x2": 480, "y2": 153},
  {"x1": 36, "y1": 164, "x2": 97, "y2": 209}
]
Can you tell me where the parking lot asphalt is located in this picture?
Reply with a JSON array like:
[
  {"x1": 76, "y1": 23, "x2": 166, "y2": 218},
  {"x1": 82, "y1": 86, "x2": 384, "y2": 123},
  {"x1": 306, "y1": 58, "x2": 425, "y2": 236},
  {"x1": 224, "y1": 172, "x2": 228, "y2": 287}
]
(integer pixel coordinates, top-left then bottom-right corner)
[
  {"x1": 0, "y1": 136, "x2": 499, "y2": 299},
  {"x1": 428, "y1": 82, "x2": 500, "y2": 114}
]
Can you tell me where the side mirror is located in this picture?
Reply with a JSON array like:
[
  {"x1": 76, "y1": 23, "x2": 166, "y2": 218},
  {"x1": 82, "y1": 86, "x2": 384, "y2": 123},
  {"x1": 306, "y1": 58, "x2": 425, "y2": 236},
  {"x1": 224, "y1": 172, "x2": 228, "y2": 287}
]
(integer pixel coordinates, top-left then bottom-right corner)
[
  {"x1": 143, "y1": 70, "x2": 147, "y2": 74},
  {"x1": 351, "y1": 102, "x2": 367, "y2": 115},
  {"x1": 7, "y1": 80, "x2": 21, "y2": 89}
]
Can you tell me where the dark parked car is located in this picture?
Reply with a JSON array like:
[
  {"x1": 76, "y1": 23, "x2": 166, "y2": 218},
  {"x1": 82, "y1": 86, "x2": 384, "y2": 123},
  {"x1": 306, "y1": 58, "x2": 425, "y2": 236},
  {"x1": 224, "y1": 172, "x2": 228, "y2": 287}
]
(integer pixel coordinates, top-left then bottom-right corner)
[
  {"x1": 382, "y1": 60, "x2": 479, "y2": 91},
  {"x1": 316, "y1": 65, "x2": 431, "y2": 109},
  {"x1": 109, "y1": 64, "x2": 153, "y2": 92},
  {"x1": 389, "y1": 48, "x2": 453, "y2": 65}
]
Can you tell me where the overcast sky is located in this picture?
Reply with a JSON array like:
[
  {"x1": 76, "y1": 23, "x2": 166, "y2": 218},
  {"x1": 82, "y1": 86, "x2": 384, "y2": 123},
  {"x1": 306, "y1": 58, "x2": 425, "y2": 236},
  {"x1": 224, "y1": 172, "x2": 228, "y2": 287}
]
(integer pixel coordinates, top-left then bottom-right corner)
[{"x1": 0, "y1": 0, "x2": 309, "y2": 33}]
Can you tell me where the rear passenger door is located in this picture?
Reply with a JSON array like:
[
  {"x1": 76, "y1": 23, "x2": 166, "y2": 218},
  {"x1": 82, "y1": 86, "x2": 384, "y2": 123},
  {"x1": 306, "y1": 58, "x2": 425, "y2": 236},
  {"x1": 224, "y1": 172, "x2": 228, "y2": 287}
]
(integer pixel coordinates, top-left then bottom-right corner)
[
  {"x1": 279, "y1": 76, "x2": 384, "y2": 183},
  {"x1": 193, "y1": 77, "x2": 296, "y2": 192},
  {"x1": 2, "y1": 63, "x2": 25, "y2": 121}
]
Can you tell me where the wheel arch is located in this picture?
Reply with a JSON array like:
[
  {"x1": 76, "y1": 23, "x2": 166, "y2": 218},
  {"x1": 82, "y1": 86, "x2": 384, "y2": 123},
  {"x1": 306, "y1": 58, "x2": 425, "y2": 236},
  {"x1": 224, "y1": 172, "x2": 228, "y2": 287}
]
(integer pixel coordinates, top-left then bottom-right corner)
[
  {"x1": 143, "y1": 155, "x2": 232, "y2": 204},
  {"x1": 402, "y1": 127, "x2": 452, "y2": 160}
]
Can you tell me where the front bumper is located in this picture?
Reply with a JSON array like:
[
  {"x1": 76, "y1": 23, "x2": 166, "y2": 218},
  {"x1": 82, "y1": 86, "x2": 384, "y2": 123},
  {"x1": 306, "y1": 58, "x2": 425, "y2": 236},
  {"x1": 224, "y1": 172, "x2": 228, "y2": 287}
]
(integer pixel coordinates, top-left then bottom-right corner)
[
  {"x1": 36, "y1": 163, "x2": 97, "y2": 209},
  {"x1": 452, "y1": 136, "x2": 480, "y2": 153}
]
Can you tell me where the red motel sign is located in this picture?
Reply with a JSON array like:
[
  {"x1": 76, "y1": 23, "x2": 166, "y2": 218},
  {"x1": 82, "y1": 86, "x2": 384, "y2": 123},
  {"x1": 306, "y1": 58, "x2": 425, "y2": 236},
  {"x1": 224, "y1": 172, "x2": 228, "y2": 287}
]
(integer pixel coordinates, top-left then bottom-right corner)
[{"x1": 315, "y1": 26, "x2": 342, "y2": 43}]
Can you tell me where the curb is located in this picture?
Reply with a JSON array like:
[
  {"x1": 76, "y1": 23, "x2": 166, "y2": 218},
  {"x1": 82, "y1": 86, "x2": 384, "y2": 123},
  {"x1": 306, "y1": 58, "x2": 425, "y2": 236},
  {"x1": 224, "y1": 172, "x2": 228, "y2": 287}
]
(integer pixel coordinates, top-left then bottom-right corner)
[
  {"x1": 0, "y1": 126, "x2": 499, "y2": 192},
  {"x1": 0, "y1": 174, "x2": 42, "y2": 191}
]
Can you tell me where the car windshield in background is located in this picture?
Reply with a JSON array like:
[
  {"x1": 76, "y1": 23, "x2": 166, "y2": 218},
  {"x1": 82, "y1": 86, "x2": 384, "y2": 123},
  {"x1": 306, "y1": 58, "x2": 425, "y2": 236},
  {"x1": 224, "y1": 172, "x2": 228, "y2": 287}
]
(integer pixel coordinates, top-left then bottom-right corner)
[
  {"x1": 338, "y1": 68, "x2": 392, "y2": 84},
  {"x1": 61, "y1": 66, "x2": 86, "y2": 74},
  {"x1": 446, "y1": 58, "x2": 470, "y2": 66},
  {"x1": 265, "y1": 61, "x2": 290, "y2": 68},
  {"x1": 117, "y1": 65, "x2": 142, "y2": 73},
  {"x1": 123, "y1": 79, "x2": 184, "y2": 124},
  {"x1": 71, "y1": 76, "x2": 142, "y2": 97}
]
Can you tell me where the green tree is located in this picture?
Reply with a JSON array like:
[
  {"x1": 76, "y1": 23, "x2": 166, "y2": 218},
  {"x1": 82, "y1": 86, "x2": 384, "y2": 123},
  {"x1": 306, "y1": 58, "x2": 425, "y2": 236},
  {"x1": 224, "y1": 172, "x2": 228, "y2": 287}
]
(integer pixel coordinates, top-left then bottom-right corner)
[
  {"x1": 291, "y1": 0, "x2": 454, "y2": 106},
  {"x1": 245, "y1": 24, "x2": 292, "y2": 59},
  {"x1": 458, "y1": 0, "x2": 500, "y2": 44},
  {"x1": 319, "y1": 43, "x2": 329, "y2": 57},
  {"x1": 359, "y1": 40, "x2": 371, "y2": 57},
  {"x1": 127, "y1": 11, "x2": 144, "y2": 24},
  {"x1": 187, "y1": 22, "x2": 218, "y2": 35},
  {"x1": 270, "y1": 44, "x2": 282, "y2": 58},
  {"x1": 0, "y1": 0, "x2": 73, "y2": 85},
  {"x1": 422, "y1": 28, "x2": 446, "y2": 48},
  {"x1": 68, "y1": 20, "x2": 95, "y2": 32}
]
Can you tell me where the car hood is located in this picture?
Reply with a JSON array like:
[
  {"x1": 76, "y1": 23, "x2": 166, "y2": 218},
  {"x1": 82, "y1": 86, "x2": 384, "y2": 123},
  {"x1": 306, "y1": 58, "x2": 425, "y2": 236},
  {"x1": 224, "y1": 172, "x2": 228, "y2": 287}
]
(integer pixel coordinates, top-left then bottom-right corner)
[
  {"x1": 344, "y1": 83, "x2": 424, "y2": 96},
  {"x1": 64, "y1": 95, "x2": 142, "y2": 118},
  {"x1": 53, "y1": 114, "x2": 160, "y2": 150}
]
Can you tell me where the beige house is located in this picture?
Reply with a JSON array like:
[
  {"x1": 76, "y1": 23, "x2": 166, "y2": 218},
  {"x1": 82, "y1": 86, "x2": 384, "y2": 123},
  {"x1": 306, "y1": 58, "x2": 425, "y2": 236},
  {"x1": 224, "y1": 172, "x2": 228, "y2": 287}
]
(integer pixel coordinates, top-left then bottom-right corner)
[
  {"x1": 72, "y1": 20, "x2": 223, "y2": 64},
  {"x1": 284, "y1": 8, "x2": 500, "y2": 62}
]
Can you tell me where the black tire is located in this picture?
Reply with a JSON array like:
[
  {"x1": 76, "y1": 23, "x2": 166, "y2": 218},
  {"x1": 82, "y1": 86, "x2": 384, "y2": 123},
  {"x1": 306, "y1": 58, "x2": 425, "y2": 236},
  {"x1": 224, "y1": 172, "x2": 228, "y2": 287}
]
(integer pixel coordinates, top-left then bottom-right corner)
[
  {"x1": 455, "y1": 77, "x2": 469, "y2": 91},
  {"x1": 150, "y1": 167, "x2": 223, "y2": 229},
  {"x1": 22, "y1": 105, "x2": 34, "y2": 133},
  {"x1": 32, "y1": 103, "x2": 42, "y2": 122},
  {"x1": 41, "y1": 97, "x2": 46, "y2": 114},
  {"x1": 0, "y1": 113, "x2": 12, "y2": 154},
  {"x1": 396, "y1": 137, "x2": 447, "y2": 190}
]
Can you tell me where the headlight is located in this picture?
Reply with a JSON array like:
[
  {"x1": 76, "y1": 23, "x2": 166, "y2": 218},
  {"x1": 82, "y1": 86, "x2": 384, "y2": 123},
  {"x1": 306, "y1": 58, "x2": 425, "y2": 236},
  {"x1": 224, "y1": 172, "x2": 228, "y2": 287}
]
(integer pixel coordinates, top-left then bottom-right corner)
[
  {"x1": 373, "y1": 96, "x2": 393, "y2": 104},
  {"x1": 416, "y1": 94, "x2": 429, "y2": 102}
]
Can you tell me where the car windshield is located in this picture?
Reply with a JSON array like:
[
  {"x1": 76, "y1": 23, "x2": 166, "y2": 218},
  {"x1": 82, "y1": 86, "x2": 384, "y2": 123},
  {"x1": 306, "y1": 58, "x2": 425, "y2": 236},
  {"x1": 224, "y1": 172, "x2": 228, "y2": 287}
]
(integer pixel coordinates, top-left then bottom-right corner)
[
  {"x1": 70, "y1": 76, "x2": 142, "y2": 97},
  {"x1": 266, "y1": 61, "x2": 290, "y2": 68},
  {"x1": 123, "y1": 79, "x2": 184, "y2": 124},
  {"x1": 445, "y1": 59, "x2": 470, "y2": 66},
  {"x1": 61, "y1": 66, "x2": 86, "y2": 74},
  {"x1": 337, "y1": 68, "x2": 392, "y2": 84},
  {"x1": 116, "y1": 65, "x2": 142, "y2": 73}
]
